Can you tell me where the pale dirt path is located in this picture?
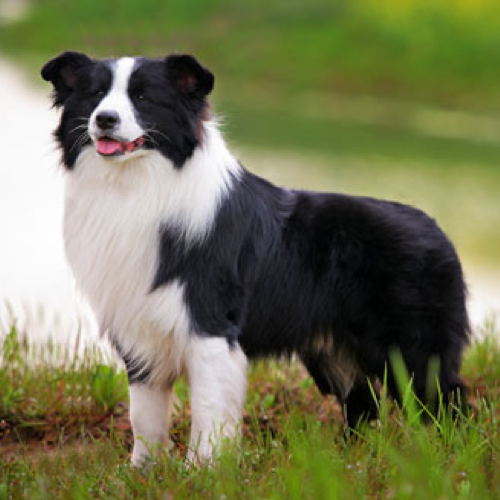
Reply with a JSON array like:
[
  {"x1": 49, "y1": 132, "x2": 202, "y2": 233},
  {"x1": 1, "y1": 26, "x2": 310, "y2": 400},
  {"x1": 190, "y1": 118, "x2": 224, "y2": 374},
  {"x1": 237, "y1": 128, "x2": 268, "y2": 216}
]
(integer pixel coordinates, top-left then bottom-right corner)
[
  {"x1": 0, "y1": 59, "x2": 97, "y2": 344},
  {"x1": 0, "y1": 58, "x2": 497, "y2": 346}
]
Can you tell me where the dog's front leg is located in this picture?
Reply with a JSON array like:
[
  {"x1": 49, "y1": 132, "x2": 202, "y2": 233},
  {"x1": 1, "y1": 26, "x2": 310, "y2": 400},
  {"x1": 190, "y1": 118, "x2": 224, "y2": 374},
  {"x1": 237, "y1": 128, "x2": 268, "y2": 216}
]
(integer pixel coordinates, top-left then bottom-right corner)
[
  {"x1": 129, "y1": 383, "x2": 173, "y2": 467},
  {"x1": 186, "y1": 336, "x2": 247, "y2": 464}
]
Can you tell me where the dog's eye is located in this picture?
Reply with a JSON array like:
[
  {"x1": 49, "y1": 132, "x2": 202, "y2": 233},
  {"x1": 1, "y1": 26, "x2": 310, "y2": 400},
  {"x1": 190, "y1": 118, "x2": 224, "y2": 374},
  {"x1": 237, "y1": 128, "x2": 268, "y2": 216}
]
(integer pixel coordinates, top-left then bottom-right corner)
[
  {"x1": 135, "y1": 93, "x2": 147, "y2": 102},
  {"x1": 92, "y1": 90, "x2": 105, "y2": 98}
]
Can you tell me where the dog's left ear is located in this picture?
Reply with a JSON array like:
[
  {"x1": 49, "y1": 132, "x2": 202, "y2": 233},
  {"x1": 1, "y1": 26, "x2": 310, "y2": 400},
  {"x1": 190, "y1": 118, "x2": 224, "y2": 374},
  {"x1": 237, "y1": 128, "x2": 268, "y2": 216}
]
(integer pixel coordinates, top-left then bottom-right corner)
[
  {"x1": 41, "y1": 51, "x2": 93, "y2": 106},
  {"x1": 165, "y1": 54, "x2": 214, "y2": 98}
]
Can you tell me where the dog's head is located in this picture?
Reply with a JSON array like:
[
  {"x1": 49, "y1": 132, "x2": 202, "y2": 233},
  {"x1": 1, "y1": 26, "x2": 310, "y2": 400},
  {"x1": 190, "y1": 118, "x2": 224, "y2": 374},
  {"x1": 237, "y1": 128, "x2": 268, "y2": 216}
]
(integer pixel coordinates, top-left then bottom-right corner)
[{"x1": 41, "y1": 52, "x2": 214, "y2": 169}]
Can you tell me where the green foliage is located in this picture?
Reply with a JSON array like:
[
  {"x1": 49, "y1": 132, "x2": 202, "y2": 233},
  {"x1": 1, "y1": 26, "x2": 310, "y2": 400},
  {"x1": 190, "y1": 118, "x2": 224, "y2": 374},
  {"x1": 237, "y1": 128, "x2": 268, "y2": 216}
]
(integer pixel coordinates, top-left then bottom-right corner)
[
  {"x1": 0, "y1": 327, "x2": 128, "y2": 442},
  {"x1": 2, "y1": 0, "x2": 500, "y2": 111},
  {"x1": 463, "y1": 317, "x2": 500, "y2": 382},
  {"x1": 91, "y1": 365, "x2": 128, "y2": 413},
  {"x1": 1, "y1": 326, "x2": 500, "y2": 499}
]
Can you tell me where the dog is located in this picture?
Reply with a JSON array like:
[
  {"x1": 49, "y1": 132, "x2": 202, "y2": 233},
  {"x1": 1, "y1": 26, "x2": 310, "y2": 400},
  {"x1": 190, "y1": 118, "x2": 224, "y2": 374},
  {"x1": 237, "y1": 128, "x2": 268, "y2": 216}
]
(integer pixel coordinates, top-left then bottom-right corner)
[{"x1": 41, "y1": 51, "x2": 470, "y2": 466}]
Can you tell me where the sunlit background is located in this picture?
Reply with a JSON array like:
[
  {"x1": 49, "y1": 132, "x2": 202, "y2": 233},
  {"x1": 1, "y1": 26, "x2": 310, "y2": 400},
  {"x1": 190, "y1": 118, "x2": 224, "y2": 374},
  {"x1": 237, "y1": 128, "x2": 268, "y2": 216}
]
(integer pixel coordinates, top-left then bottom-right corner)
[{"x1": 0, "y1": 0, "x2": 499, "y2": 344}]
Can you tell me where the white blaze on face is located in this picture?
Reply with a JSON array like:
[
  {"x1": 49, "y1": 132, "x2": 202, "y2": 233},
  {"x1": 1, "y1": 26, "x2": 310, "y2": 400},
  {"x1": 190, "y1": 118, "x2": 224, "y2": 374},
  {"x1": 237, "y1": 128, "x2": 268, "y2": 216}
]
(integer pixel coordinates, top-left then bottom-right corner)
[{"x1": 88, "y1": 57, "x2": 144, "y2": 143}]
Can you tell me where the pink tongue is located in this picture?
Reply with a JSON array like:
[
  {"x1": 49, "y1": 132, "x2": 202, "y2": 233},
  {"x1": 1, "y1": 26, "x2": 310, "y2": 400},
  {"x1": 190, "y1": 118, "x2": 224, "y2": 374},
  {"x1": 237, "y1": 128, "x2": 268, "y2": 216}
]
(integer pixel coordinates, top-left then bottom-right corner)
[{"x1": 97, "y1": 139, "x2": 123, "y2": 155}]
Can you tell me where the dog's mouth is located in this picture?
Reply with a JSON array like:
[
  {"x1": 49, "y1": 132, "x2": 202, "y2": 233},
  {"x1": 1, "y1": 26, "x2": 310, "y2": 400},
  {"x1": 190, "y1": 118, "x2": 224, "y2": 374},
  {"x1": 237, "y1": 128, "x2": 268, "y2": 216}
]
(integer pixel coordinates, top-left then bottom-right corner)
[{"x1": 96, "y1": 136, "x2": 146, "y2": 157}]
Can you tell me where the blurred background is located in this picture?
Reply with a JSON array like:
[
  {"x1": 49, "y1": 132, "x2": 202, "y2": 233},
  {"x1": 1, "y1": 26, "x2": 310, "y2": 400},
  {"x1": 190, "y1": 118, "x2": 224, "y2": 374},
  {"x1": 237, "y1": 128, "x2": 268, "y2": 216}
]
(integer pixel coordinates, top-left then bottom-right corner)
[{"x1": 0, "y1": 0, "x2": 499, "y2": 343}]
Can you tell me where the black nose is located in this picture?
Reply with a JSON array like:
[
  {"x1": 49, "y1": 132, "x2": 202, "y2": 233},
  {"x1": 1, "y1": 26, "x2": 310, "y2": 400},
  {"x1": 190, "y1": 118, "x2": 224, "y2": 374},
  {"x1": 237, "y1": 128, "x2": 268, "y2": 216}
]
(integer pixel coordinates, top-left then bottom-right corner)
[{"x1": 96, "y1": 111, "x2": 120, "y2": 130}]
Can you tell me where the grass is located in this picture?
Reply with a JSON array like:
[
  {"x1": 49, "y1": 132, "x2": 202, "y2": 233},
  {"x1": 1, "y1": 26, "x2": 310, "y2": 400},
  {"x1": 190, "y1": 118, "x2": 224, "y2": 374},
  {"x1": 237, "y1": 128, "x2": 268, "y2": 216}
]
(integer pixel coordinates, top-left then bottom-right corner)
[
  {"x1": 0, "y1": 327, "x2": 128, "y2": 445},
  {"x1": 1, "y1": 325, "x2": 500, "y2": 499},
  {"x1": 4, "y1": 0, "x2": 500, "y2": 155},
  {"x1": 219, "y1": 96, "x2": 500, "y2": 168},
  {"x1": 2, "y1": 0, "x2": 500, "y2": 112}
]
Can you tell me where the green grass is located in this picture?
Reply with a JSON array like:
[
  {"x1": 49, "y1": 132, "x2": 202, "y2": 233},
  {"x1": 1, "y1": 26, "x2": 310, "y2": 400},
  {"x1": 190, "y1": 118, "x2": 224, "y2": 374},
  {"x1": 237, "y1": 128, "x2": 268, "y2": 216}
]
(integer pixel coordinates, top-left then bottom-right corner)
[
  {"x1": 219, "y1": 97, "x2": 500, "y2": 168},
  {"x1": 3, "y1": 0, "x2": 500, "y2": 112},
  {"x1": 1, "y1": 326, "x2": 500, "y2": 499},
  {"x1": 0, "y1": 327, "x2": 128, "y2": 445}
]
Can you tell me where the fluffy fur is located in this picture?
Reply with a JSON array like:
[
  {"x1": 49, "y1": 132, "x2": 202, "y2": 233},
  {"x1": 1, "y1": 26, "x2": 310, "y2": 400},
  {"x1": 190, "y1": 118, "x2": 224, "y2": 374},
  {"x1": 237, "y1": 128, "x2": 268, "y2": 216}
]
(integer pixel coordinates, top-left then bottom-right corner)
[{"x1": 42, "y1": 51, "x2": 470, "y2": 465}]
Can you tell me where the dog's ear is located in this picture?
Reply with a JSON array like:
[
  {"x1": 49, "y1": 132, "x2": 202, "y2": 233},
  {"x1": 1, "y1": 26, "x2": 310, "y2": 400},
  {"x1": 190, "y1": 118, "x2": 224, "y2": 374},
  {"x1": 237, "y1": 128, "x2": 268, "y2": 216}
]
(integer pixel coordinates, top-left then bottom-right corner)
[
  {"x1": 165, "y1": 54, "x2": 214, "y2": 98},
  {"x1": 41, "y1": 51, "x2": 93, "y2": 106}
]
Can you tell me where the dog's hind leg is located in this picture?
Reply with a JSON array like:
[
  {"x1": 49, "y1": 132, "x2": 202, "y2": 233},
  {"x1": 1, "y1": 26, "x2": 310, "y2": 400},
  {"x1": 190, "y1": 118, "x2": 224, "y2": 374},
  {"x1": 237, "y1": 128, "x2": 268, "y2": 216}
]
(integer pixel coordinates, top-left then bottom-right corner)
[
  {"x1": 378, "y1": 326, "x2": 469, "y2": 420},
  {"x1": 343, "y1": 379, "x2": 379, "y2": 428},
  {"x1": 386, "y1": 350, "x2": 468, "y2": 419},
  {"x1": 300, "y1": 342, "x2": 377, "y2": 427},
  {"x1": 185, "y1": 336, "x2": 247, "y2": 464}
]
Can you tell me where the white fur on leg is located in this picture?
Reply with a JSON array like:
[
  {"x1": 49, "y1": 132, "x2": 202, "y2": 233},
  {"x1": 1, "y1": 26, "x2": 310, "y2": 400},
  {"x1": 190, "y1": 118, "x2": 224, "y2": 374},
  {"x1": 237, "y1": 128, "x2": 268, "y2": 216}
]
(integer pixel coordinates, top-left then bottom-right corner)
[
  {"x1": 129, "y1": 384, "x2": 173, "y2": 467},
  {"x1": 185, "y1": 336, "x2": 247, "y2": 464}
]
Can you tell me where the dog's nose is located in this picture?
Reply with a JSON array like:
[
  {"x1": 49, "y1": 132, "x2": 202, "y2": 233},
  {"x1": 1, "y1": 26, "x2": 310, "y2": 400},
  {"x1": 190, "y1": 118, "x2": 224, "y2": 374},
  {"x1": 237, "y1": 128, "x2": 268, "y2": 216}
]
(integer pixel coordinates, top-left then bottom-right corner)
[{"x1": 95, "y1": 111, "x2": 120, "y2": 130}]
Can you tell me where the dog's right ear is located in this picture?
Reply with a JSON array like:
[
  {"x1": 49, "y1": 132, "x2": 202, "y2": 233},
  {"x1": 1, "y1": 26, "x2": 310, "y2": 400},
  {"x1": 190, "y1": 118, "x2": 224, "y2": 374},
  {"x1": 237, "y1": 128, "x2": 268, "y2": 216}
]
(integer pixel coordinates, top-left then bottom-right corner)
[{"x1": 41, "y1": 51, "x2": 92, "y2": 106}]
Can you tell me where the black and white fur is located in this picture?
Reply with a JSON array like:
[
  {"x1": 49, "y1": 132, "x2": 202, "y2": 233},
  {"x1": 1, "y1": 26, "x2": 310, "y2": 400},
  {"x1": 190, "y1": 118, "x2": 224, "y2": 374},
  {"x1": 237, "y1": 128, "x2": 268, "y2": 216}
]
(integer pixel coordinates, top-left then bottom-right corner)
[{"x1": 42, "y1": 52, "x2": 470, "y2": 465}]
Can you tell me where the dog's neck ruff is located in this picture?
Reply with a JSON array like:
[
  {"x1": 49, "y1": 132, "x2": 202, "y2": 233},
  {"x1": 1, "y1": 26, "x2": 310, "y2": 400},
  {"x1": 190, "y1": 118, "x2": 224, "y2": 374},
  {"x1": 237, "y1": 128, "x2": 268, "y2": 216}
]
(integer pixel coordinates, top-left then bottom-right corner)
[{"x1": 68, "y1": 120, "x2": 241, "y2": 245}]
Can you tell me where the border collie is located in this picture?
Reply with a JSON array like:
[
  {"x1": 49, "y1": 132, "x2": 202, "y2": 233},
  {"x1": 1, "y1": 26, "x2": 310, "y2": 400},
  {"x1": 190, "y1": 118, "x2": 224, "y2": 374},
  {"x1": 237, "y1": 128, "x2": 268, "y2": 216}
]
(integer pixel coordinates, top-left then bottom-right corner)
[{"x1": 41, "y1": 52, "x2": 470, "y2": 466}]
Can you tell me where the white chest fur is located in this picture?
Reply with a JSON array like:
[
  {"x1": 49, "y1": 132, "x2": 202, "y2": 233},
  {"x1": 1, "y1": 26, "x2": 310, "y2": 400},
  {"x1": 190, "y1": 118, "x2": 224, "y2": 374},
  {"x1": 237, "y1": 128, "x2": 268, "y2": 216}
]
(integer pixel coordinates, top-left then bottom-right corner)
[{"x1": 63, "y1": 126, "x2": 241, "y2": 383}]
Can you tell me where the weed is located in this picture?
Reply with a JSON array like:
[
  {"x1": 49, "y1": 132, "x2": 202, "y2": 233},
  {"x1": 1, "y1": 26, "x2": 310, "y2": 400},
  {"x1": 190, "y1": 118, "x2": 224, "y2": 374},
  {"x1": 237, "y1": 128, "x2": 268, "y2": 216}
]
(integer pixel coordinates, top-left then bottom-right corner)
[{"x1": 1, "y1": 325, "x2": 500, "y2": 498}]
